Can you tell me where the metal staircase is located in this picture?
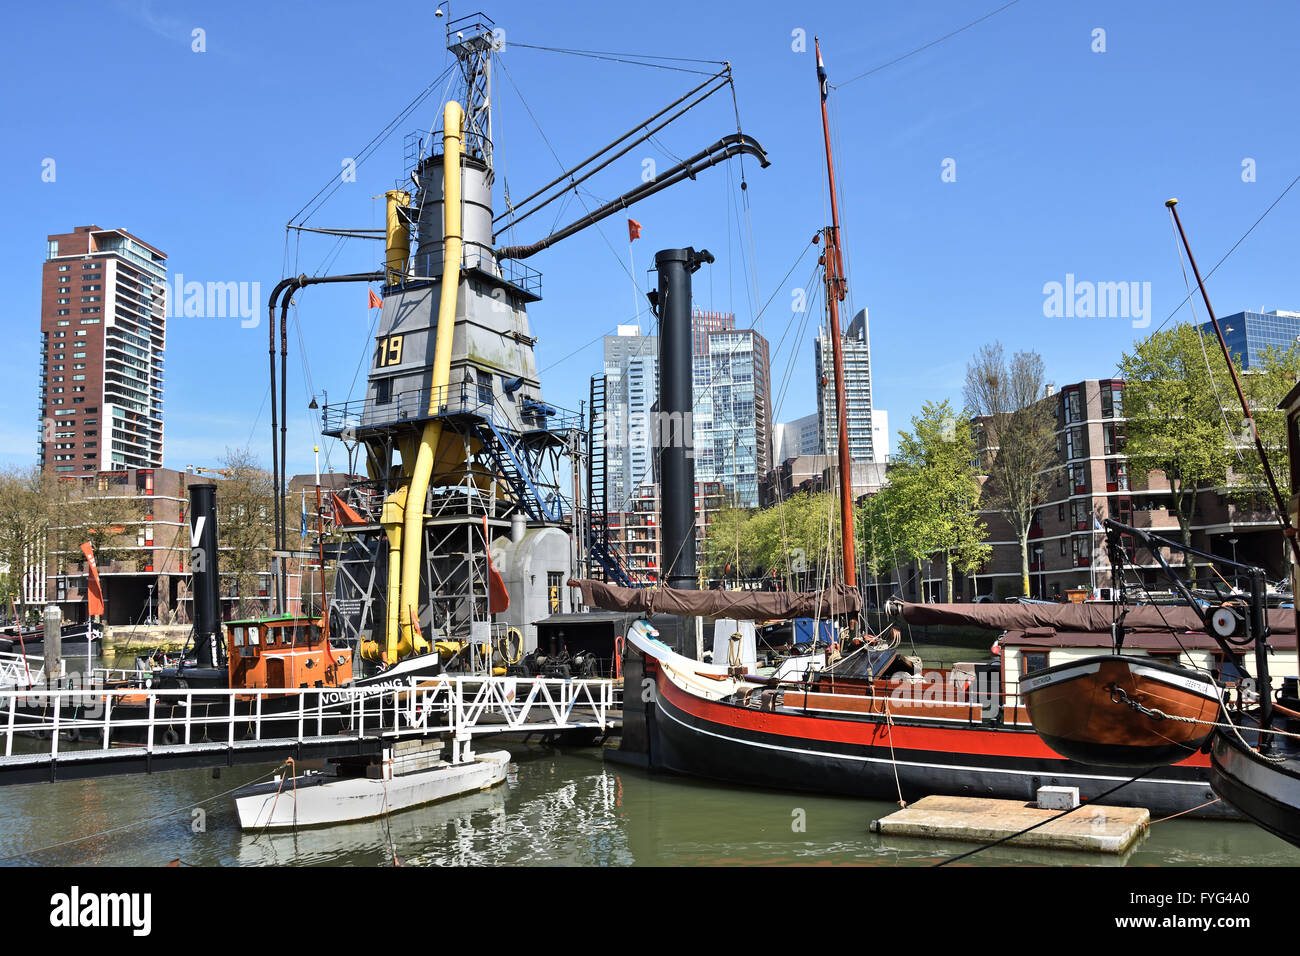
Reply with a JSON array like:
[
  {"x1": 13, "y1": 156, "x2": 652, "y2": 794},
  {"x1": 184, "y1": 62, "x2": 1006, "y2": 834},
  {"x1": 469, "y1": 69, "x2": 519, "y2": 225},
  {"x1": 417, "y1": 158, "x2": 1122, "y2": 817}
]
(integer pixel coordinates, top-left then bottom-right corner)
[
  {"x1": 587, "y1": 374, "x2": 639, "y2": 587},
  {"x1": 478, "y1": 415, "x2": 565, "y2": 522}
]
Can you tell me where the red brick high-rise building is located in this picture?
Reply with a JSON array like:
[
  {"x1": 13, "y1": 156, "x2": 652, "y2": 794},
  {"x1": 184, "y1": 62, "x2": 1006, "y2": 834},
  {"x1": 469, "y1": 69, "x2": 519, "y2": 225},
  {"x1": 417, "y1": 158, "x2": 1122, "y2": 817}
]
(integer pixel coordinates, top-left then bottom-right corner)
[{"x1": 38, "y1": 226, "x2": 166, "y2": 474}]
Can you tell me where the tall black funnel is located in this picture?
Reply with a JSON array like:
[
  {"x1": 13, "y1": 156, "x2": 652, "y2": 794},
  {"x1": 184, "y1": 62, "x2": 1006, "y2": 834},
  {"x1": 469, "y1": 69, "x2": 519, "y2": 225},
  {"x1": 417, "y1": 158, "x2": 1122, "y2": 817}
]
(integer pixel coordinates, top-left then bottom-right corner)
[
  {"x1": 654, "y1": 247, "x2": 712, "y2": 592},
  {"x1": 188, "y1": 482, "x2": 222, "y2": 668}
]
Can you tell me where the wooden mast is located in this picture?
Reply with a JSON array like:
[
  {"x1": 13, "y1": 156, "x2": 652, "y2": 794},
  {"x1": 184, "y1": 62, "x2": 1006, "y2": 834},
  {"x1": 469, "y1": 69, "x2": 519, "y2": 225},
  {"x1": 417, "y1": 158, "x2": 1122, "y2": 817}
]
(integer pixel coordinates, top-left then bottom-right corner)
[{"x1": 815, "y1": 38, "x2": 857, "y2": 588}]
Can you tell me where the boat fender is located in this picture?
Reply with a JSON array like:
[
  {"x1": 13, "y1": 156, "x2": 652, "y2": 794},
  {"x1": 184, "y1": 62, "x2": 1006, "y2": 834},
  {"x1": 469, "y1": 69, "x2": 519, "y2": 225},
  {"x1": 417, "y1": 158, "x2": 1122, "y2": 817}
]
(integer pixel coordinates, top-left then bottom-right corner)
[{"x1": 162, "y1": 727, "x2": 179, "y2": 746}]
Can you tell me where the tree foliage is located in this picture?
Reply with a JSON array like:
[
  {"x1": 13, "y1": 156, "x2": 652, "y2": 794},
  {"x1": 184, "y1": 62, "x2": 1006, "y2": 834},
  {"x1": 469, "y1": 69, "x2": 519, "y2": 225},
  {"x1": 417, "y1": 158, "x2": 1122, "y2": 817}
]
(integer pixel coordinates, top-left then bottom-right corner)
[
  {"x1": 0, "y1": 467, "x2": 55, "y2": 622},
  {"x1": 964, "y1": 342, "x2": 1057, "y2": 596},
  {"x1": 1121, "y1": 324, "x2": 1257, "y2": 551},
  {"x1": 217, "y1": 447, "x2": 276, "y2": 618},
  {"x1": 879, "y1": 399, "x2": 990, "y2": 599}
]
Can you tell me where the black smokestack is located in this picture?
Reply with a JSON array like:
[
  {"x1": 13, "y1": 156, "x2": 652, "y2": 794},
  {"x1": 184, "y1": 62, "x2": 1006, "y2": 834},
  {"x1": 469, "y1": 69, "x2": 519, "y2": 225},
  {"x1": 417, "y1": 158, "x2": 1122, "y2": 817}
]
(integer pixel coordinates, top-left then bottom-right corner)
[
  {"x1": 188, "y1": 482, "x2": 222, "y2": 668},
  {"x1": 654, "y1": 247, "x2": 712, "y2": 591}
]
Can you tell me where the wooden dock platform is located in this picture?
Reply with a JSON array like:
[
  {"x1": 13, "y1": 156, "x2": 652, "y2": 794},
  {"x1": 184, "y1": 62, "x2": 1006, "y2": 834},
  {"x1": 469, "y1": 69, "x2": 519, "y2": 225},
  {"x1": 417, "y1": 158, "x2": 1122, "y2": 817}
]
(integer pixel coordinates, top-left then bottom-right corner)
[{"x1": 870, "y1": 795, "x2": 1149, "y2": 854}]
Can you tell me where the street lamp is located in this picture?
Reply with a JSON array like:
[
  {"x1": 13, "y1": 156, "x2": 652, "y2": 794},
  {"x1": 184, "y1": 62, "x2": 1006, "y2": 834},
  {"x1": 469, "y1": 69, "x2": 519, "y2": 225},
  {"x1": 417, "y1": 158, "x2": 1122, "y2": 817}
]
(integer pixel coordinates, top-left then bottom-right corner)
[{"x1": 1034, "y1": 545, "x2": 1044, "y2": 600}]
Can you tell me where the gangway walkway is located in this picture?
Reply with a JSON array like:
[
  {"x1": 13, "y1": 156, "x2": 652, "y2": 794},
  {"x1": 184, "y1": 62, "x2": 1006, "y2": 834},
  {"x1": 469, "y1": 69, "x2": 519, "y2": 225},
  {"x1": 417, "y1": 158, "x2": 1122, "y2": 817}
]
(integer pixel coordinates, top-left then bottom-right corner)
[
  {"x1": 0, "y1": 675, "x2": 618, "y2": 786},
  {"x1": 0, "y1": 650, "x2": 64, "y2": 690}
]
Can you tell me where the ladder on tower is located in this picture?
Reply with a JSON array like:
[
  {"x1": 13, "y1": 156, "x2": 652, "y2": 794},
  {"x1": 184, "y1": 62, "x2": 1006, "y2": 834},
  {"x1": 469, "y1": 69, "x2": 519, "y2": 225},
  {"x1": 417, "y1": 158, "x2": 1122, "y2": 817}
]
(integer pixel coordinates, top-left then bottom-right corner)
[{"x1": 587, "y1": 374, "x2": 638, "y2": 587}]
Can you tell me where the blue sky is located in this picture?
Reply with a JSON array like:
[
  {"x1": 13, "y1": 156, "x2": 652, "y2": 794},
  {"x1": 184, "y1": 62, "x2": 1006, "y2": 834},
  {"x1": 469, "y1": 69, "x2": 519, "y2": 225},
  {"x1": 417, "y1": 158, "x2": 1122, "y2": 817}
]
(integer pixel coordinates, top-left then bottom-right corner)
[{"x1": 1, "y1": 0, "x2": 1297, "y2": 478}]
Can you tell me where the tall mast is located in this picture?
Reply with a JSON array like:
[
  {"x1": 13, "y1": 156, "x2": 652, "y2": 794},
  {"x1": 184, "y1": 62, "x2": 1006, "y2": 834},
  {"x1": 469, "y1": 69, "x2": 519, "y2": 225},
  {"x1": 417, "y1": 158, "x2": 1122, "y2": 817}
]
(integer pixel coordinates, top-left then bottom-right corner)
[{"x1": 815, "y1": 38, "x2": 857, "y2": 589}]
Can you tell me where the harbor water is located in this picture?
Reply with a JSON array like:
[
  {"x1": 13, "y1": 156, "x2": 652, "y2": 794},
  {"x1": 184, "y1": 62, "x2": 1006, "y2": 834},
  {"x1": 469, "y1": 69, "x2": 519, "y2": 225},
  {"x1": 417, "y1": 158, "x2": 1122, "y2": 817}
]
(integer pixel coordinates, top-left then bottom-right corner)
[
  {"x1": 4, "y1": 639, "x2": 1299, "y2": 867},
  {"x1": 3, "y1": 740, "x2": 1300, "y2": 867}
]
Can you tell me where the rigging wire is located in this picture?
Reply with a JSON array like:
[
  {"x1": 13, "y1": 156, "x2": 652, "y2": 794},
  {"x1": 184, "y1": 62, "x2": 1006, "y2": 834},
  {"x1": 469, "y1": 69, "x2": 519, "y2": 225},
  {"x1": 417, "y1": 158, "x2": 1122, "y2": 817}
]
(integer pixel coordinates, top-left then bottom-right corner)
[
  {"x1": 1144, "y1": 170, "x2": 1300, "y2": 340},
  {"x1": 495, "y1": 53, "x2": 635, "y2": 284},
  {"x1": 286, "y1": 62, "x2": 457, "y2": 229},
  {"x1": 835, "y1": 0, "x2": 1025, "y2": 89},
  {"x1": 506, "y1": 40, "x2": 726, "y2": 75}
]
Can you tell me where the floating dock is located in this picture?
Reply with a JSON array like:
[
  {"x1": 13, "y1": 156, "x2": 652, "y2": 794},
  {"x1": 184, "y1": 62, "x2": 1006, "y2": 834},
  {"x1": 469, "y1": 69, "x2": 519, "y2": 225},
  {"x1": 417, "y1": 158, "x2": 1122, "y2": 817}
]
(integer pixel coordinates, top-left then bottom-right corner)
[{"x1": 870, "y1": 795, "x2": 1149, "y2": 854}]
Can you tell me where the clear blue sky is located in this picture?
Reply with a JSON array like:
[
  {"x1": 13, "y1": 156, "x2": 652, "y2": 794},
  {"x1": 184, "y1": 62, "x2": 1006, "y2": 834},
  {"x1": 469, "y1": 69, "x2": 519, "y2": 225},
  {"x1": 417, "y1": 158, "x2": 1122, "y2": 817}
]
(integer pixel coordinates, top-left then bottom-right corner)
[{"x1": 1, "y1": 0, "x2": 1297, "y2": 478}]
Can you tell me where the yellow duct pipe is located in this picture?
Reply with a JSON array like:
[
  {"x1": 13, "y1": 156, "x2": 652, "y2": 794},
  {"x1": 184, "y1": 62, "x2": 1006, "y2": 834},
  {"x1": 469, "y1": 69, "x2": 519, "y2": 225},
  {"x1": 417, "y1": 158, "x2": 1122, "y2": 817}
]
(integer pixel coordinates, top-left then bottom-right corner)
[
  {"x1": 391, "y1": 100, "x2": 464, "y2": 660},
  {"x1": 384, "y1": 189, "x2": 411, "y2": 285}
]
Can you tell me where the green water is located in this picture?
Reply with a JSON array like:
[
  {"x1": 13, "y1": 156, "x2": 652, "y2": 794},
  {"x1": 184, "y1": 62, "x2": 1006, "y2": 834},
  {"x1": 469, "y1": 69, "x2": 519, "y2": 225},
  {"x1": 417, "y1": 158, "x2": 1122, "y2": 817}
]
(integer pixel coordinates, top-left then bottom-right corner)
[
  {"x1": 2, "y1": 741, "x2": 1298, "y2": 867},
  {"x1": 3, "y1": 640, "x2": 1298, "y2": 867}
]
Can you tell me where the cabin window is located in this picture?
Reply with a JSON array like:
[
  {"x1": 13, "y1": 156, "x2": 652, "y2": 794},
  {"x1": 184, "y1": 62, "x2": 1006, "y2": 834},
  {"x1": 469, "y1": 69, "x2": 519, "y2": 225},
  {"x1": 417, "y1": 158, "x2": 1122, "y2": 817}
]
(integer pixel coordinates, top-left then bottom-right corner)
[
  {"x1": 1019, "y1": 651, "x2": 1050, "y2": 677},
  {"x1": 231, "y1": 626, "x2": 244, "y2": 648},
  {"x1": 307, "y1": 624, "x2": 321, "y2": 646},
  {"x1": 246, "y1": 627, "x2": 260, "y2": 647}
]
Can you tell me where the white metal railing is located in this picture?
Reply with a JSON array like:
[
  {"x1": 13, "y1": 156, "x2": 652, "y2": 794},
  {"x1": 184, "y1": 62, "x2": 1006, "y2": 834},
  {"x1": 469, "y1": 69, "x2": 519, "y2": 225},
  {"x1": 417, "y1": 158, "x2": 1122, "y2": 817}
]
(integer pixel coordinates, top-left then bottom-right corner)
[
  {"x1": 0, "y1": 675, "x2": 616, "y2": 763},
  {"x1": 0, "y1": 650, "x2": 65, "y2": 689}
]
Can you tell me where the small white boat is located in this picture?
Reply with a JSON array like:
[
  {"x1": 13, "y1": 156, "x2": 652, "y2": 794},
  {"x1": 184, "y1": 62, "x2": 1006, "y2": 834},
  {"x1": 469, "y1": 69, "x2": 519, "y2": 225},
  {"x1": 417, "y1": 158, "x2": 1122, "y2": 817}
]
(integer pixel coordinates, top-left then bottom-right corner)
[{"x1": 234, "y1": 744, "x2": 510, "y2": 830}]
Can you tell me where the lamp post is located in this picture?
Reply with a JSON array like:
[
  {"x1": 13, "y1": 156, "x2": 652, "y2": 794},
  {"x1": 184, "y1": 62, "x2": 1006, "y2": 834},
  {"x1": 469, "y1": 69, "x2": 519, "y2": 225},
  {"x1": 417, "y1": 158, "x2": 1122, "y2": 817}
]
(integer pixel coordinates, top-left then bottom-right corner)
[
  {"x1": 1229, "y1": 537, "x2": 1239, "y2": 591},
  {"x1": 1034, "y1": 545, "x2": 1044, "y2": 600}
]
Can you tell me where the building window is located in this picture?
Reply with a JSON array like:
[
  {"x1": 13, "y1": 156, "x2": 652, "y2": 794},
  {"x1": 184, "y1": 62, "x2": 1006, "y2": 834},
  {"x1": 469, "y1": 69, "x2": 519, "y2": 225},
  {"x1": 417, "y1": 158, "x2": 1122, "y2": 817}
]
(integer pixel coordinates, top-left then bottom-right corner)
[
  {"x1": 1065, "y1": 426, "x2": 1086, "y2": 460},
  {"x1": 1101, "y1": 382, "x2": 1124, "y2": 419},
  {"x1": 47, "y1": 240, "x2": 59, "y2": 259},
  {"x1": 1064, "y1": 388, "x2": 1082, "y2": 424},
  {"x1": 1103, "y1": 422, "x2": 1125, "y2": 455},
  {"x1": 1106, "y1": 459, "x2": 1129, "y2": 491}
]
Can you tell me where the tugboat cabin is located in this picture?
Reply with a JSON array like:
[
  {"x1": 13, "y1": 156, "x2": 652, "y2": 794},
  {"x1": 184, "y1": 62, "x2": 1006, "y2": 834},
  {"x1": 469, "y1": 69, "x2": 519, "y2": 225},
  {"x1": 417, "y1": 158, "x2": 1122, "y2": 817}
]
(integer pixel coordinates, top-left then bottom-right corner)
[{"x1": 227, "y1": 615, "x2": 353, "y2": 693}]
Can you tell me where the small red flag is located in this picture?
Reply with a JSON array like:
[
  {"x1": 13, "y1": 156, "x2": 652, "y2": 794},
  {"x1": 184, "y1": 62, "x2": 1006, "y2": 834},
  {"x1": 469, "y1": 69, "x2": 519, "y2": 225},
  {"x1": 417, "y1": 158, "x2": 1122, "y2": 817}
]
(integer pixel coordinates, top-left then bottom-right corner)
[
  {"x1": 627, "y1": 218, "x2": 642, "y2": 242},
  {"x1": 368, "y1": 288, "x2": 383, "y2": 309},
  {"x1": 81, "y1": 541, "x2": 104, "y2": 617}
]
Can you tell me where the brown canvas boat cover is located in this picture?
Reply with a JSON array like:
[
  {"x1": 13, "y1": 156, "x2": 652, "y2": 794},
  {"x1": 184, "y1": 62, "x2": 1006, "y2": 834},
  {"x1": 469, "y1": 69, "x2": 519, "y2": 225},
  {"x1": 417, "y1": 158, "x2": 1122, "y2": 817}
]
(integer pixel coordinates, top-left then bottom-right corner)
[
  {"x1": 569, "y1": 579, "x2": 862, "y2": 620},
  {"x1": 896, "y1": 601, "x2": 1296, "y2": 635}
]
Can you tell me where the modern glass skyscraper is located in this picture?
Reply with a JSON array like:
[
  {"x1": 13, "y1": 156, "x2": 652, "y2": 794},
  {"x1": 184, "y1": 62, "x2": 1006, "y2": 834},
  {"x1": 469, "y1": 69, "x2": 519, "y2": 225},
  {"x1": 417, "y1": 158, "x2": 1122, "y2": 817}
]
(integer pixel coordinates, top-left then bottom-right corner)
[
  {"x1": 815, "y1": 307, "x2": 876, "y2": 463},
  {"x1": 602, "y1": 325, "x2": 657, "y2": 510},
  {"x1": 601, "y1": 310, "x2": 772, "y2": 510},
  {"x1": 1198, "y1": 310, "x2": 1300, "y2": 369},
  {"x1": 693, "y1": 326, "x2": 773, "y2": 508}
]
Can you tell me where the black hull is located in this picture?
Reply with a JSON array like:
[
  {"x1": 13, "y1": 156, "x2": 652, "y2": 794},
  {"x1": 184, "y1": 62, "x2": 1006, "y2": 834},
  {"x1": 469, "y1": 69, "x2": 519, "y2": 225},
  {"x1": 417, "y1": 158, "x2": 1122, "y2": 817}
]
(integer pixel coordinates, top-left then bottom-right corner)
[
  {"x1": 650, "y1": 675, "x2": 1227, "y2": 820},
  {"x1": 1210, "y1": 730, "x2": 1300, "y2": 848}
]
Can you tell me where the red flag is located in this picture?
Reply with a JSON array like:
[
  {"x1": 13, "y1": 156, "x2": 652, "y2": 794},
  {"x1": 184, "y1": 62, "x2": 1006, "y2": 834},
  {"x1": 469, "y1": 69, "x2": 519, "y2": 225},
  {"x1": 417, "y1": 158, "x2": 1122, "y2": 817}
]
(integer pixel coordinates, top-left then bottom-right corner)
[
  {"x1": 81, "y1": 541, "x2": 104, "y2": 617},
  {"x1": 368, "y1": 288, "x2": 383, "y2": 309},
  {"x1": 482, "y1": 516, "x2": 510, "y2": 614},
  {"x1": 627, "y1": 218, "x2": 642, "y2": 242}
]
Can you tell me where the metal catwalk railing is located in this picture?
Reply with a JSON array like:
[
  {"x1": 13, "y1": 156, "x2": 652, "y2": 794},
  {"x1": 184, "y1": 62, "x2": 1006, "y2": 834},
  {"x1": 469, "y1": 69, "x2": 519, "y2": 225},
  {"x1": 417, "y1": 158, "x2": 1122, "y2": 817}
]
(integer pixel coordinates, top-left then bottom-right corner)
[
  {"x1": 0, "y1": 675, "x2": 619, "y2": 765},
  {"x1": 0, "y1": 650, "x2": 64, "y2": 689}
]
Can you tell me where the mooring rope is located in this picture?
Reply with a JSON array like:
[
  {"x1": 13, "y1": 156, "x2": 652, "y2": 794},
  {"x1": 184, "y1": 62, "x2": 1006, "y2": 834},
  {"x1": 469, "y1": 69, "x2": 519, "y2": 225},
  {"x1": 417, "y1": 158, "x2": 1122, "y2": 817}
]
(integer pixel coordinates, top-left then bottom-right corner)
[
  {"x1": 932, "y1": 765, "x2": 1158, "y2": 866},
  {"x1": 0, "y1": 762, "x2": 288, "y2": 863}
]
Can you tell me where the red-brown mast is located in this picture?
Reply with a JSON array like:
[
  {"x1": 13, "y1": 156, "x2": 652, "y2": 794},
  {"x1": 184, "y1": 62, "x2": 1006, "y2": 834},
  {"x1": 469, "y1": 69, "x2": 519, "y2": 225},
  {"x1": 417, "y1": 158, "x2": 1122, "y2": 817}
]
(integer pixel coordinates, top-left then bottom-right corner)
[{"x1": 815, "y1": 38, "x2": 857, "y2": 588}]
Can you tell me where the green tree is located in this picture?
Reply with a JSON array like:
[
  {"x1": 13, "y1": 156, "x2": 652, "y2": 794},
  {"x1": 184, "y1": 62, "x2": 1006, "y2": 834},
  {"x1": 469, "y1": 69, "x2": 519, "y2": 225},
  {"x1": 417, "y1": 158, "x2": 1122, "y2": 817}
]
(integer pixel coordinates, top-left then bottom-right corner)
[
  {"x1": 885, "y1": 399, "x2": 990, "y2": 601},
  {"x1": 0, "y1": 467, "x2": 55, "y2": 623},
  {"x1": 217, "y1": 447, "x2": 276, "y2": 618},
  {"x1": 1119, "y1": 324, "x2": 1238, "y2": 559},
  {"x1": 964, "y1": 342, "x2": 1058, "y2": 596},
  {"x1": 1231, "y1": 343, "x2": 1300, "y2": 568}
]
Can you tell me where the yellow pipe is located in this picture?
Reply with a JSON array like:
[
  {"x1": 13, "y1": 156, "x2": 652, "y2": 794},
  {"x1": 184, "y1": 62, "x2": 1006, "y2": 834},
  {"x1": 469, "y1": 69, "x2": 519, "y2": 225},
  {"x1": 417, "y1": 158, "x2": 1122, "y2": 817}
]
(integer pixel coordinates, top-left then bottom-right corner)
[
  {"x1": 390, "y1": 100, "x2": 464, "y2": 659},
  {"x1": 384, "y1": 189, "x2": 411, "y2": 285}
]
